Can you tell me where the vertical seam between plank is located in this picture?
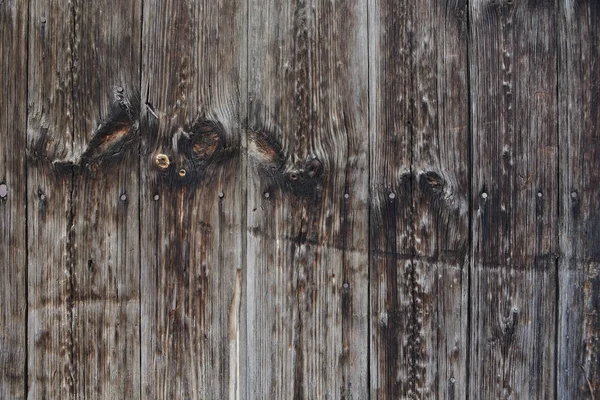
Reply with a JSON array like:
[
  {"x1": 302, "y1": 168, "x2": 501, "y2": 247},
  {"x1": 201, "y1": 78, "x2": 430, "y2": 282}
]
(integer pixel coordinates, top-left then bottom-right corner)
[
  {"x1": 553, "y1": 1, "x2": 560, "y2": 398},
  {"x1": 138, "y1": 0, "x2": 144, "y2": 398},
  {"x1": 465, "y1": 1, "x2": 473, "y2": 399},
  {"x1": 66, "y1": 1, "x2": 78, "y2": 395},
  {"x1": 366, "y1": 0, "x2": 371, "y2": 398},
  {"x1": 244, "y1": 0, "x2": 250, "y2": 397},
  {"x1": 24, "y1": 0, "x2": 31, "y2": 396}
]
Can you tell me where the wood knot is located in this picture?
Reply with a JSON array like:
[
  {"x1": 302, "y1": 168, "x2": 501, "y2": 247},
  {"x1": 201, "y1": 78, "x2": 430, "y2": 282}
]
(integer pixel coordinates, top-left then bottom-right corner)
[{"x1": 154, "y1": 153, "x2": 170, "y2": 170}]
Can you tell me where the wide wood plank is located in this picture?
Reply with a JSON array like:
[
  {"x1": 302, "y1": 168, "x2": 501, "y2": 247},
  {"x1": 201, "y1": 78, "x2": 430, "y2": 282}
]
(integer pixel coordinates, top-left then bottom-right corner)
[
  {"x1": 68, "y1": 1, "x2": 142, "y2": 397},
  {"x1": 139, "y1": 0, "x2": 246, "y2": 398},
  {"x1": 27, "y1": 1, "x2": 77, "y2": 397},
  {"x1": 0, "y1": 1, "x2": 28, "y2": 397},
  {"x1": 246, "y1": 0, "x2": 369, "y2": 397},
  {"x1": 557, "y1": 1, "x2": 600, "y2": 398},
  {"x1": 469, "y1": 1, "x2": 558, "y2": 398},
  {"x1": 28, "y1": 1, "x2": 142, "y2": 398},
  {"x1": 368, "y1": 0, "x2": 470, "y2": 398}
]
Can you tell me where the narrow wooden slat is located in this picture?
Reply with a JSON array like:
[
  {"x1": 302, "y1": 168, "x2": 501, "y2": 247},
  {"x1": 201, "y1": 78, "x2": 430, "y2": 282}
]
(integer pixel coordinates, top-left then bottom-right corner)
[
  {"x1": 0, "y1": 1, "x2": 28, "y2": 397},
  {"x1": 558, "y1": 2, "x2": 600, "y2": 398},
  {"x1": 27, "y1": 0, "x2": 76, "y2": 397},
  {"x1": 69, "y1": 1, "x2": 142, "y2": 397},
  {"x1": 368, "y1": 0, "x2": 469, "y2": 398},
  {"x1": 139, "y1": 0, "x2": 246, "y2": 398},
  {"x1": 246, "y1": 0, "x2": 369, "y2": 397},
  {"x1": 469, "y1": 1, "x2": 558, "y2": 397}
]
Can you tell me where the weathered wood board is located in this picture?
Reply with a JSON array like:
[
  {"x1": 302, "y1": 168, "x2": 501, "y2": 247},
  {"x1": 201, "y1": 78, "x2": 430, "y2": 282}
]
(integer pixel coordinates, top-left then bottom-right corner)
[
  {"x1": 0, "y1": 1, "x2": 28, "y2": 398},
  {"x1": 139, "y1": 0, "x2": 246, "y2": 398},
  {"x1": 558, "y1": 1, "x2": 600, "y2": 398},
  {"x1": 246, "y1": 0, "x2": 369, "y2": 397},
  {"x1": 1, "y1": 1, "x2": 600, "y2": 398},
  {"x1": 469, "y1": 0, "x2": 558, "y2": 398},
  {"x1": 369, "y1": 1, "x2": 469, "y2": 398},
  {"x1": 28, "y1": 0, "x2": 142, "y2": 398}
]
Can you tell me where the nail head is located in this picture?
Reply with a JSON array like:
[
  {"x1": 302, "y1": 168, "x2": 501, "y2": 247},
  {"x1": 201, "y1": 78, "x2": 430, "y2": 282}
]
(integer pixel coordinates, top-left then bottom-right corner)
[
  {"x1": 120, "y1": 194, "x2": 127, "y2": 201},
  {"x1": 154, "y1": 194, "x2": 160, "y2": 201},
  {"x1": 389, "y1": 192, "x2": 396, "y2": 199},
  {"x1": 481, "y1": 192, "x2": 488, "y2": 199},
  {"x1": 178, "y1": 168, "x2": 187, "y2": 177},
  {"x1": 264, "y1": 192, "x2": 270, "y2": 199},
  {"x1": 218, "y1": 192, "x2": 224, "y2": 198},
  {"x1": 0, "y1": 184, "x2": 7, "y2": 198}
]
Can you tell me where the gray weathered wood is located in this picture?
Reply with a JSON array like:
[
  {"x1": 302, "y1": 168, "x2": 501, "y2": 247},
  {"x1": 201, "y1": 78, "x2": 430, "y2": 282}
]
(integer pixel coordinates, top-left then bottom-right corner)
[
  {"x1": 558, "y1": 1, "x2": 600, "y2": 398},
  {"x1": 27, "y1": 1, "x2": 77, "y2": 397},
  {"x1": 469, "y1": 1, "x2": 558, "y2": 398},
  {"x1": 28, "y1": 0, "x2": 142, "y2": 398},
  {"x1": 0, "y1": 1, "x2": 28, "y2": 398},
  {"x1": 369, "y1": 0, "x2": 470, "y2": 398},
  {"x1": 246, "y1": 0, "x2": 369, "y2": 397},
  {"x1": 139, "y1": 0, "x2": 246, "y2": 398},
  {"x1": 69, "y1": 1, "x2": 142, "y2": 397}
]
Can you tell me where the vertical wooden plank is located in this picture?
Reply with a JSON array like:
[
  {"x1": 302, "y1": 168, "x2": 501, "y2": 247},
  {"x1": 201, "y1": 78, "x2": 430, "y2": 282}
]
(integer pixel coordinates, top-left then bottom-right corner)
[
  {"x1": 69, "y1": 0, "x2": 142, "y2": 397},
  {"x1": 0, "y1": 0, "x2": 28, "y2": 397},
  {"x1": 246, "y1": 0, "x2": 369, "y2": 397},
  {"x1": 558, "y1": 2, "x2": 600, "y2": 398},
  {"x1": 27, "y1": 0, "x2": 75, "y2": 397},
  {"x1": 139, "y1": 0, "x2": 246, "y2": 398},
  {"x1": 29, "y1": 0, "x2": 142, "y2": 398},
  {"x1": 469, "y1": 1, "x2": 558, "y2": 398},
  {"x1": 369, "y1": 0, "x2": 469, "y2": 398}
]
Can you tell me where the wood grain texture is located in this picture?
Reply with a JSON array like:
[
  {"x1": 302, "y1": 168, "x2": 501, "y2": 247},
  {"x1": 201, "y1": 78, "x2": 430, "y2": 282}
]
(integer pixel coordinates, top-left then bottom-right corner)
[
  {"x1": 28, "y1": 0, "x2": 142, "y2": 398},
  {"x1": 0, "y1": 1, "x2": 28, "y2": 398},
  {"x1": 558, "y1": 1, "x2": 600, "y2": 398},
  {"x1": 469, "y1": 0, "x2": 558, "y2": 398},
  {"x1": 27, "y1": 0, "x2": 76, "y2": 397},
  {"x1": 139, "y1": 0, "x2": 246, "y2": 398},
  {"x1": 246, "y1": 0, "x2": 369, "y2": 398},
  {"x1": 368, "y1": 0, "x2": 469, "y2": 398},
  {"x1": 69, "y1": 0, "x2": 142, "y2": 397}
]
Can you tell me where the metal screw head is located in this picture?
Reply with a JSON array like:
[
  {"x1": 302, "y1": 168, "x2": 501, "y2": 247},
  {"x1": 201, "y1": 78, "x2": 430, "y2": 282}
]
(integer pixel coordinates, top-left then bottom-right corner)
[{"x1": 154, "y1": 153, "x2": 170, "y2": 170}]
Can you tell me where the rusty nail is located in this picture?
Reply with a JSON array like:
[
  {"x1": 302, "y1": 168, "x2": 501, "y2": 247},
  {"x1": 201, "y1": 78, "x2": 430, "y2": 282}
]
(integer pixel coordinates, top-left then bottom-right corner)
[
  {"x1": 178, "y1": 168, "x2": 187, "y2": 177},
  {"x1": 155, "y1": 153, "x2": 170, "y2": 170}
]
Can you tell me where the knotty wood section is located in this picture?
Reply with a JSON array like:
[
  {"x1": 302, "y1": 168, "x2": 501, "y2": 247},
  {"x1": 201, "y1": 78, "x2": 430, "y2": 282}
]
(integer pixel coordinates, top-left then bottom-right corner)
[
  {"x1": 0, "y1": 1, "x2": 28, "y2": 398},
  {"x1": 469, "y1": 1, "x2": 558, "y2": 398},
  {"x1": 69, "y1": 1, "x2": 142, "y2": 397},
  {"x1": 558, "y1": 1, "x2": 600, "y2": 398},
  {"x1": 369, "y1": 1, "x2": 469, "y2": 398},
  {"x1": 139, "y1": 0, "x2": 246, "y2": 398},
  {"x1": 28, "y1": 1, "x2": 77, "y2": 397},
  {"x1": 28, "y1": 0, "x2": 142, "y2": 398},
  {"x1": 246, "y1": 0, "x2": 369, "y2": 397}
]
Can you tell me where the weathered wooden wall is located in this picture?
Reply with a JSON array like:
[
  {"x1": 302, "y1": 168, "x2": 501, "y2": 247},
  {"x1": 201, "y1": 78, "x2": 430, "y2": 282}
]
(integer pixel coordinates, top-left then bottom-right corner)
[{"x1": 1, "y1": 0, "x2": 598, "y2": 399}]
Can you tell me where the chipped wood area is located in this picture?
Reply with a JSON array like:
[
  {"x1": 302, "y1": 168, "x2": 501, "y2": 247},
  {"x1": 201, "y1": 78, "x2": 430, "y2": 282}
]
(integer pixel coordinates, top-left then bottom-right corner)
[{"x1": 0, "y1": 0, "x2": 598, "y2": 399}]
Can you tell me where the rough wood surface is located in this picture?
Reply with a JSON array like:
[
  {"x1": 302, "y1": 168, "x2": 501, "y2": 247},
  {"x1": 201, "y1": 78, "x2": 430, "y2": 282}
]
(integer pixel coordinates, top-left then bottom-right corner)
[
  {"x1": 469, "y1": 0, "x2": 558, "y2": 398},
  {"x1": 246, "y1": 0, "x2": 369, "y2": 397},
  {"x1": 0, "y1": 1, "x2": 28, "y2": 398},
  {"x1": 139, "y1": 0, "x2": 246, "y2": 398},
  {"x1": 369, "y1": 1, "x2": 469, "y2": 398},
  {"x1": 69, "y1": 1, "x2": 142, "y2": 397},
  {"x1": 3, "y1": 1, "x2": 600, "y2": 398},
  {"x1": 27, "y1": 1, "x2": 77, "y2": 397},
  {"x1": 28, "y1": 0, "x2": 142, "y2": 398},
  {"x1": 558, "y1": 1, "x2": 600, "y2": 398}
]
